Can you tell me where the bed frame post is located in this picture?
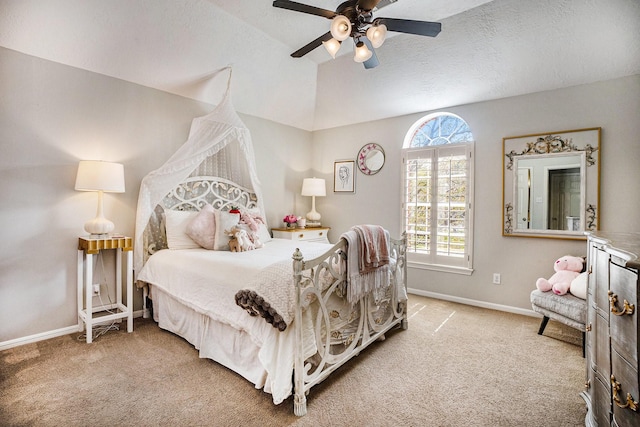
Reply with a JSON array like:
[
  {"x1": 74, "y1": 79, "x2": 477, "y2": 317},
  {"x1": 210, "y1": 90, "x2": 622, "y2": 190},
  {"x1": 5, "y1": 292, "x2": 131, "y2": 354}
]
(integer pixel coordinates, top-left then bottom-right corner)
[
  {"x1": 291, "y1": 248, "x2": 307, "y2": 416},
  {"x1": 400, "y1": 232, "x2": 408, "y2": 330}
]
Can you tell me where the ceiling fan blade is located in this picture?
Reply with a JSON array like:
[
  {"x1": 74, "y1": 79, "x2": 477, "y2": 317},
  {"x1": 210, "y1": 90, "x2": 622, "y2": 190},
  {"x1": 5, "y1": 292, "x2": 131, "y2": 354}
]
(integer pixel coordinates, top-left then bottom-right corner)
[
  {"x1": 272, "y1": 0, "x2": 336, "y2": 19},
  {"x1": 373, "y1": 0, "x2": 398, "y2": 11},
  {"x1": 356, "y1": 0, "x2": 382, "y2": 12},
  {"x1": 291, "y1": 31, "x2": 333, "y2": 58},
  {"x1": 362, "y1": 37, "x2": 379, "y2": 69},
  {"x1": 374, "y1": 17, "x2": 442, "y2": 37}
]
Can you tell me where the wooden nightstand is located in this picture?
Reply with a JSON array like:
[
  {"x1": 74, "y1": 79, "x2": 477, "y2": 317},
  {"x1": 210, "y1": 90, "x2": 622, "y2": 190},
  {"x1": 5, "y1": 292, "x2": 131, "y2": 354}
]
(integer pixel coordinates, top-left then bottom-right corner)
[
  {"x1": 271, "y1": 227, "x2": 330, "y2": 244},
  {"x1": 77, "y1": 236, "x2": 133, "y2": 343}
]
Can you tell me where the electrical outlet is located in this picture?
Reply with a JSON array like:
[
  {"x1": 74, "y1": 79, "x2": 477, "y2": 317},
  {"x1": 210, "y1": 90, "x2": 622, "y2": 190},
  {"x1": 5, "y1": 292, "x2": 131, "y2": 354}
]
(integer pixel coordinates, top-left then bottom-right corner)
[
  {"x1": 92, "y1": 283, "x2": 100, "y2": 295},
  {"x1": 492, "y1": 273, "x2": 501, "y2": 285}
]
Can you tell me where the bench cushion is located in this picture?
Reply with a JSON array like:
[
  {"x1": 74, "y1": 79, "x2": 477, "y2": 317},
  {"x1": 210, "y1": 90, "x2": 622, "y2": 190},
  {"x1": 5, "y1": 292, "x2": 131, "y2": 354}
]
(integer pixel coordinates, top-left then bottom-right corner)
[{"x1": 530, "y1": 289, "x2": 586, "y2": 331}]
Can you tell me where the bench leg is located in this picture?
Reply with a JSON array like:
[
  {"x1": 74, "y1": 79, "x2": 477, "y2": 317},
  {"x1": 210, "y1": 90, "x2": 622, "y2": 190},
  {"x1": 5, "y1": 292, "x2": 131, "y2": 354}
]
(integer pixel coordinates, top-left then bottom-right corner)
[{"x1": 537, "y1": 316, "x2": 550, "y2": 335}]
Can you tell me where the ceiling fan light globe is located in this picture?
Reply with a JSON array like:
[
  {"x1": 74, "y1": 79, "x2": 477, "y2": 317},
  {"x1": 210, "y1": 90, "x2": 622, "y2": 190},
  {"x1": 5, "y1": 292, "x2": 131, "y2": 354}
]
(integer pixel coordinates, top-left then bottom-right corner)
[
  {"x1": 366, "y1": 24, "x2": 387, "y2": 48},
  {"x1": 354, "y1": 41, "x2": 373, "y2": 63},
  {"x1": 330, "y1": 15, "x2": 352, "y2": 41},
  {"x1": 322, "y1": 38, "x2": 341, "y2": 58}
]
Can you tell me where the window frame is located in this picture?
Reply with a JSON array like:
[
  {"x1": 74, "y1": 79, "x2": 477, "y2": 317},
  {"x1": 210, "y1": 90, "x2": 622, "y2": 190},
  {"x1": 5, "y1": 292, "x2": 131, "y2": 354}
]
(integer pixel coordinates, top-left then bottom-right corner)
[{"x1": 402, "y1": 113, "x2": 475, "y2": 275}]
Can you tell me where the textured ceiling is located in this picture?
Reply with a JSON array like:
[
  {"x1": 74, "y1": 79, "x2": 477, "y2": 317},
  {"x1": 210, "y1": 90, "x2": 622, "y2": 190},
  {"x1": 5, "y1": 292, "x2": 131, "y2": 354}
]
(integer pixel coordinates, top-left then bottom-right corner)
[
  {"x1": 207, "y1": 0, "x2": 494, "y2": 63},
  {"x1": 1, "y1": 0, "x2": 639, "y2": 131}
]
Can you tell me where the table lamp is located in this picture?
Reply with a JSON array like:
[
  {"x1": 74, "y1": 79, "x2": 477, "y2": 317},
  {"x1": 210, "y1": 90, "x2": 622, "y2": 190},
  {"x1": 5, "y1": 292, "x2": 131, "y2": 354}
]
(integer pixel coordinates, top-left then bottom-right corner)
[
  {"x1": 301, "y1": 177, "x2": 326, "y2": 226},
  {"x1": 75, "y1": 160, "x2": 125, "y2": 236}
]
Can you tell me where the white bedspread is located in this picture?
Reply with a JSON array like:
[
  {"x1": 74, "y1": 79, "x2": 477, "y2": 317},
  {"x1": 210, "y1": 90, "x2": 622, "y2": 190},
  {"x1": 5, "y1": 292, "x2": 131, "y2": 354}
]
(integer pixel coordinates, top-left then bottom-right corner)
[{"x1": 137, "y1": 238, "x2": 332, "y2": 404}]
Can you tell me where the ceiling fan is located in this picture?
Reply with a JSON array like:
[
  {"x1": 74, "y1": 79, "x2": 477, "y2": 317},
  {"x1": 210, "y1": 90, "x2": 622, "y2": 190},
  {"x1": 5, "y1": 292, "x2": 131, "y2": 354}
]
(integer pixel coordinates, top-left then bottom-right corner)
[{"x1": 272, "y1": 0, "x2": 442, "y2": 69}]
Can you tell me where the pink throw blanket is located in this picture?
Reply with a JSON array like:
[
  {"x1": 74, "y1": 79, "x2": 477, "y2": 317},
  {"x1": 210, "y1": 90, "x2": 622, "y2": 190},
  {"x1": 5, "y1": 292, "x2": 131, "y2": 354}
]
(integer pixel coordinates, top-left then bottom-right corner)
[{"x1": 341, "y1": 225, "x2": 390, "y2": 304}]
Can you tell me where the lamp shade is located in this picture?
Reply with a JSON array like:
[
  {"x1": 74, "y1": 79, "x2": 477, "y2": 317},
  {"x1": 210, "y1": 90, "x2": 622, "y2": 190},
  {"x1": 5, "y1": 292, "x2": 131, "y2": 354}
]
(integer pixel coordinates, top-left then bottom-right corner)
[
  {"x1": 330, "y1": 15, "x2": 352, "y2": 41},
  {"x1": 354, "y1": 41, "x2": 373, "y2": 63},
  {"x1": 75, "y1": 160, "x2": 125, "y2": 193},
  {"x1": 366, "y1": 24, "x2": 387, "y2": 48},
  {"x1": 301, "y1": 178, "x2": 326, "y2": 197},
  {"x1": 322, "y1": 38, "x2": 342, "y2": 59}
]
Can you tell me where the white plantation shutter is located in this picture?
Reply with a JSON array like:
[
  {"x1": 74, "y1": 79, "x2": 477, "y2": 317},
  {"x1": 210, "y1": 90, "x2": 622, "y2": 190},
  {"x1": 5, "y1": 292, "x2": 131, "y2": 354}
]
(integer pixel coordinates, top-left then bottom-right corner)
[{"x1": 403, "y1": 114, "x2": 474, "y2": 272}]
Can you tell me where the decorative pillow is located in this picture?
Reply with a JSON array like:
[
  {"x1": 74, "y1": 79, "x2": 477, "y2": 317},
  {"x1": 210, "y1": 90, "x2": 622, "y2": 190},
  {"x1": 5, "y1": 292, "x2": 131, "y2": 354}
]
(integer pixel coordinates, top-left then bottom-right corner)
[
  {"x1": 570, "y1": 271, "x2": 588, "y2": 300},
  {"x1": 185, "y1": 204, "x2": 216, "y2": 250},
  {"x1": 164, "y1": 210, "x2": 200, "y2": 249},
  {"x1": 247, "y1": 208, "x2": 272, "y2": 243},
  {"x1": 213, "y1": 210, "x2": 241, "y2": 251}
]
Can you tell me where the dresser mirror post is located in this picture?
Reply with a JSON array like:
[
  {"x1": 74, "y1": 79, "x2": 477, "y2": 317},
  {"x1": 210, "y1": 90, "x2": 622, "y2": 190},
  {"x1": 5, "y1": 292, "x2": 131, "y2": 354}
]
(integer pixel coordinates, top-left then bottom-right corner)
[{"x1": 502, "y1": 127, "x2": 601, "y2": 239}]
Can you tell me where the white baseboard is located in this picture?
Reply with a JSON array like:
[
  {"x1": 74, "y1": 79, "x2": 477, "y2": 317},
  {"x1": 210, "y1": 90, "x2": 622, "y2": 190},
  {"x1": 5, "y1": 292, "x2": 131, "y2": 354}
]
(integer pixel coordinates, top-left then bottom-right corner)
[
  {"x1": 2, "y1": 296, "x2": 536, "y2": 351},
  {"x1": 408, "y1": 288, "x2": 539, "y2": 318},
  {"x1": 0, "y1": 309, "x2": 146, "y2": 351}
]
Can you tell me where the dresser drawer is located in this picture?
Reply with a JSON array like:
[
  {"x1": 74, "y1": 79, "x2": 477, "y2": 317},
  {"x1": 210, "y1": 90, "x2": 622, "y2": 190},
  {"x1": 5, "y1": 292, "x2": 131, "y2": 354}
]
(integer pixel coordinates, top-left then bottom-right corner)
[
  {"x1": 594, "y1": 310, "x2": 611, "y2": 383},
  {"x1": 592, "y1": 374, "x2": 612, "y2": 426},
  {"x1": 611, "y1": 348, "x2": 640, "y2": 427},
  {"x1": 609, "y1": 262, "x2": 639, "y2": 365}
]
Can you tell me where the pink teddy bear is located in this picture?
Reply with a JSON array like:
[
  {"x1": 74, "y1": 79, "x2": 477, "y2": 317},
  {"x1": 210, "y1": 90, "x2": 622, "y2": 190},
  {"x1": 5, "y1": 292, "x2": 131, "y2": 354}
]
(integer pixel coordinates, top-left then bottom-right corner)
[{"x1": 536, "y1": 255, "x2": 585, "y2": 295}]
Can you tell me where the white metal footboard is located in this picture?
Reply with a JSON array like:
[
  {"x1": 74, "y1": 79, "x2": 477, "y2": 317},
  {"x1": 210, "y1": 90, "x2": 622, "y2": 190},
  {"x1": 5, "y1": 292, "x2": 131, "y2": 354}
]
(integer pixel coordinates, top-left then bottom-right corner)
[{"x1": 291, "y1": 233, "x2": 407, "y2": 416}]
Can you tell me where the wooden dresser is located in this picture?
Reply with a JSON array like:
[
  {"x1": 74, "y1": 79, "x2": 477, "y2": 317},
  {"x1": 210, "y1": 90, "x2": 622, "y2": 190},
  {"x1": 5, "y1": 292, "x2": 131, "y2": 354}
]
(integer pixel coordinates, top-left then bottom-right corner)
[{"x1": 583, "y1": 232, "x2": 640, "y2": 427}]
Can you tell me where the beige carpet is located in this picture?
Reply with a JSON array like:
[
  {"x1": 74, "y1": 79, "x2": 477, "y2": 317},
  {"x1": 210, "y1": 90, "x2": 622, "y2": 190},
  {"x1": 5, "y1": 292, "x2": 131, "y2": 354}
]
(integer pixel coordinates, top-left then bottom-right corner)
[{"x1": 1, "y1": 295, "x2": 586, "y2": 426}]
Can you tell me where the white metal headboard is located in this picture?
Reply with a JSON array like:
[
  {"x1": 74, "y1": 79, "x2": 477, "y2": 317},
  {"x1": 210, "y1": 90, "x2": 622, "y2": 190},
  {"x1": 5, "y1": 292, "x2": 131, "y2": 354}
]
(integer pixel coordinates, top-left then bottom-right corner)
[
  {"x1": 163, "y1": 176, "x2": 258, "y2": 212},
  {"x1": 142, "y1": 176, "x2": 258, "y2": 260}
]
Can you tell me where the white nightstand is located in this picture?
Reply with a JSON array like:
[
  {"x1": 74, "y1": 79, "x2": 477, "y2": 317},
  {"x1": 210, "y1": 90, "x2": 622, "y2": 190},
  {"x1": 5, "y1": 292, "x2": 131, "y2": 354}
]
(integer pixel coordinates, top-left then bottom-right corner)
[
  {"x1": 77, "y1": 236, "x2": 133, "y2": 343},
  {"x1": 271, "y1": 227, "x2": 330, "y2": 244}
]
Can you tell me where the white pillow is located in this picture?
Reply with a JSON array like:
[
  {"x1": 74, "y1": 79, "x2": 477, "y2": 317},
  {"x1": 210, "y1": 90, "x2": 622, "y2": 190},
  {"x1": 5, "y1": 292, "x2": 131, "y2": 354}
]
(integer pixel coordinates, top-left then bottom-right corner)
[
  {"x1": 213, "y1": 210, "x2": 241, "y2": 251},
  {"x1": 257, "y1": 223, "x2": 272, "y2": 244},
  {"x1": 185, "y1": 204, "x2": 216, "y2": 250},
  {"x1": 164, "y1": 210, "x2": 200, "y2": 249}
]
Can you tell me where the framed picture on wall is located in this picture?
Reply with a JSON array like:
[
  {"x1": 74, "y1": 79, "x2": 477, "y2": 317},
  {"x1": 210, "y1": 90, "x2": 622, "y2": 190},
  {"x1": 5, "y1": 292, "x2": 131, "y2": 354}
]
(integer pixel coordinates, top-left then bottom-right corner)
[{"x1": 334, "y1": 160, "x2": 355, "y2": 193}]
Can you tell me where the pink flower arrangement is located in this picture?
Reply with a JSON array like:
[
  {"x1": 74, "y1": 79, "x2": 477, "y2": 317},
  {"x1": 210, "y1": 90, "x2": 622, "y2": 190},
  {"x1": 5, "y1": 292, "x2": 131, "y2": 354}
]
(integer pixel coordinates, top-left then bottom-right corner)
[{"x1": 283, "y1": 214, "x2": 298, "y2": 224}]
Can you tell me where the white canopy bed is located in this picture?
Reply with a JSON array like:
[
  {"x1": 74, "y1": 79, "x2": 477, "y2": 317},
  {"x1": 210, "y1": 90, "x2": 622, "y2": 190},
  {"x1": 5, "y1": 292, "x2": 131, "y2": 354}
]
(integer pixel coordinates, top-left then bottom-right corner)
[{"x1": 134, "y1": 68, "x2": 408, "y2": 416}]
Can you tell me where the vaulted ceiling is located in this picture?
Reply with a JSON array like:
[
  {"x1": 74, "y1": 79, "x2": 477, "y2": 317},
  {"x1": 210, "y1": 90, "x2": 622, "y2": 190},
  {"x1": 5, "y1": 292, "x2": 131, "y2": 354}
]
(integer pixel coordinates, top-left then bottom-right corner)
[{"x1": 1, "y1": 0, "x2": 639, "y2": 131}]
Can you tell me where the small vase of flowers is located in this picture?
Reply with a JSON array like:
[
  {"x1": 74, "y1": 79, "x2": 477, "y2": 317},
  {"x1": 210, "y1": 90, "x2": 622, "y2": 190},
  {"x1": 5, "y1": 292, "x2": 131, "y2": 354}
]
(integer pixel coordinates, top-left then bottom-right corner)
[{"x1": 283, "y1": 214, "x2": 298, "y2": 229}]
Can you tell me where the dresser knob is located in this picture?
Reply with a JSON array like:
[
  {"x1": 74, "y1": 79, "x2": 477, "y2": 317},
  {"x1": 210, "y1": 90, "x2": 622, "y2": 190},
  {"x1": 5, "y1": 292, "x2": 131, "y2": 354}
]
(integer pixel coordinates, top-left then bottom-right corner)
[
  {"x1": 298, "y1": 234, "x2": 304, "y2": 239},
  {"x1": 319, "y1": 232, "x2": 323, "y2": 236}
]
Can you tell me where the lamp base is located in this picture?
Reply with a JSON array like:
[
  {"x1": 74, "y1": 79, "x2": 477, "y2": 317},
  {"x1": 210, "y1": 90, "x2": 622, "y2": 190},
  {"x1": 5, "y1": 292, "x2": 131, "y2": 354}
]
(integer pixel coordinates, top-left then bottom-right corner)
[
  {"x1": 84, "y1": 217, "x2": 115, "y2": 236},
  {"x1": 306, "y1": 221, "x2": 322, "y2": 228},
  {"x1": 306, "y1": 210, "x2": 321, "y2": 222}
]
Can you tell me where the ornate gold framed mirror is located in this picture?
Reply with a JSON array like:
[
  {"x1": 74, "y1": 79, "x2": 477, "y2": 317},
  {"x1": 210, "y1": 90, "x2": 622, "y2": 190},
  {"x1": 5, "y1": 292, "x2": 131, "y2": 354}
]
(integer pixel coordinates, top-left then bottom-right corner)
[{"x1": 502, "y1": 127, "x2": 600, "y2": 239}]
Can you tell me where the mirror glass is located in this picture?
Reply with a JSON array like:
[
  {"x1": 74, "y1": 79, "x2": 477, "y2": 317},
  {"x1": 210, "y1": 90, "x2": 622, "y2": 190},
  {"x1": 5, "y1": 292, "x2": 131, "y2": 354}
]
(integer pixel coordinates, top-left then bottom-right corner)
[
  {"x1": 357, "y1": 143, "x2": 385, "y2": 175},
  {"x1": 503, "y1": 128, "x2": 600, "y2": 239}
]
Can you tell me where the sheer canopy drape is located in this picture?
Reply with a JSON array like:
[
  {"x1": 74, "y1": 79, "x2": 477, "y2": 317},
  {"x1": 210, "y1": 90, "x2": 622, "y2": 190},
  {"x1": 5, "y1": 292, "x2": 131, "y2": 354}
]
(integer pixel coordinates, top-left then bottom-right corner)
[{"x1": 134, "y1": 67, "x2": 265, "y2": 271}]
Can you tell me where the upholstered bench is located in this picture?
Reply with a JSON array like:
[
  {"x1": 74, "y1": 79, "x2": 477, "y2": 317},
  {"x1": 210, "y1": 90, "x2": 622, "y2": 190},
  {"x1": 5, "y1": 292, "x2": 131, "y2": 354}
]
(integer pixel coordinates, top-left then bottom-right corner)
[{"x1": 530, "y1": 289, "x2": 587, "y2": 357}]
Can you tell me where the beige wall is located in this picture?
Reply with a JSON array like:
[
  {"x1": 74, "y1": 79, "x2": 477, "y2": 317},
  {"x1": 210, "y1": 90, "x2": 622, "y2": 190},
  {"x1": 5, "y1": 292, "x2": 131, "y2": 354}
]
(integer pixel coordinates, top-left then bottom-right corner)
[
  {"x1": 313, "y1": 74, "x2": 640, "y2": 312},
  {"x1": 0, "y1": 47, "x2": 312, "y2": 344},
  {"x1": 1, "y1": 44, "x2": 639, "y2": 345}
]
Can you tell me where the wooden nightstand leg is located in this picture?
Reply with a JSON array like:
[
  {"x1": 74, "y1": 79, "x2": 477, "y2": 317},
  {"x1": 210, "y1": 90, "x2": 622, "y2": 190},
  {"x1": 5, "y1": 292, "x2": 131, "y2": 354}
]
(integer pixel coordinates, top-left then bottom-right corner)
[{"x1": 85, "y1": 252, "x2": 94, "y2": 343}]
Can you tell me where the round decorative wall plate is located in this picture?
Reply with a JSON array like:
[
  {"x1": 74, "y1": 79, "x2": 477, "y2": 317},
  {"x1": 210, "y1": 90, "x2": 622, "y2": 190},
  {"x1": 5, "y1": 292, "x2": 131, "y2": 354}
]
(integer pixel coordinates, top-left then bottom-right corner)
[{"x1": 357, "y1": 143, "x2": 385, "y2": 175}]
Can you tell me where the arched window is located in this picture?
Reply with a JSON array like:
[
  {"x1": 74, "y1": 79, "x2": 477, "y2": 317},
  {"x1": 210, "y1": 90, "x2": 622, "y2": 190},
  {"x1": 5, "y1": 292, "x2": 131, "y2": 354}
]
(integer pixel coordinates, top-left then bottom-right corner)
[{"x1": 402, "y1": 113, "x2": 475, "y2": 272}]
